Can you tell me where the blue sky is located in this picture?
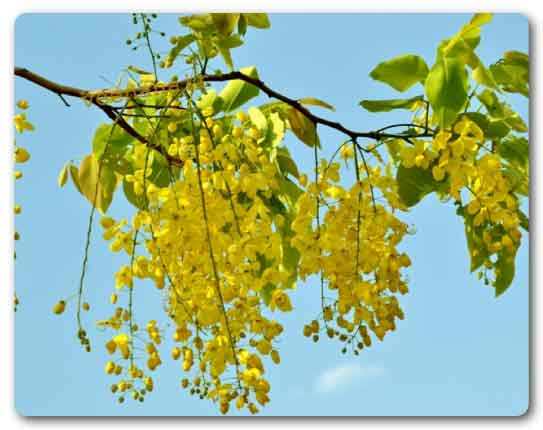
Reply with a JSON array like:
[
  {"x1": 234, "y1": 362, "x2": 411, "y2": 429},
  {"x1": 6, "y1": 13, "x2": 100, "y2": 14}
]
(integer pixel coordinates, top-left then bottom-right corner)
[{"x1": 14, "y1": 13, "x2": 529, "y2": 416}]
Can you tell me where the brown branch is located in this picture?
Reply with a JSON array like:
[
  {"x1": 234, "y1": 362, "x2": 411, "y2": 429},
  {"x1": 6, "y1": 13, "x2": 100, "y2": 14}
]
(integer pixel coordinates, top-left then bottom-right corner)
[
  {"x1": 14, "y1": 67, "x2": 183, "y2": 166},
  {"x1": 15, "y1": 67, "x2": 87, "y2": 98},
  {"x1": 14, "y1": 66, "x2": 434, "y2": 151}
]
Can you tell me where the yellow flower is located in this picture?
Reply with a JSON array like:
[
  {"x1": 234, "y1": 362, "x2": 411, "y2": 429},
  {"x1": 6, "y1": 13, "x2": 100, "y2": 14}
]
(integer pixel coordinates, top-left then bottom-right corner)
[
  {"x1": 15, "y1": 147, "x2": 30, "y2": 163},
  {"x1": 52, "y1": 300, "x2": 66, "y2": 315},
  {"x1": 104, "y1": 361, "x2": 115, "y2": 374},
  {"x1": 113, "y1": 333, "x2": 130, "y2": 359},
  {"x1": 400, "y1": 147, "x2": 416, "y2": 168},
  {"x1": 325, "y1": 186, "x2": 344, "y2": 200},
  {"x1": 17, "y1": 99, "x2": 29, "y2": 110},
  {"x1": 450, "y1": 139, "x2": 464, "y2": 158},
  {"x1": 432, "y1": 166, "x2": 445, "y2": 181},
  {"x1": 105, "y1": 339, "x2": 117, "y2": 354},
  {"x1": 171, "y1": 347, "x2": 181, "y2": 360},
  {"x1": 100, "y1": 217, "x2": 116, "y2": 229},
  {"x1": 256, "y1": 339, "x2": 272, "y2": 355},
  {"x1": 340, "y1": 144, "x2": 355, "y2": 160},
  {"x1": 14, "y1": 114, "x2": 34, "y2": 133},
  {"x1": 202, "y1": 106, "x2": 214, "y2": 117},
  {"x1": 270, "y1": 349, "x2": 280, "y2": 364},
  {"x1": 167, "y1": 122, "x2": 178, "y2": 133},
  {"x1": 236, "y1": 111, "x2": 248, "y2": 122},
  {"x1": 270, "y1": 289, "x2": 293, "y2": 312},
  {"x1": 432, "y1": 131, "x2": 451, "y2": 151}
]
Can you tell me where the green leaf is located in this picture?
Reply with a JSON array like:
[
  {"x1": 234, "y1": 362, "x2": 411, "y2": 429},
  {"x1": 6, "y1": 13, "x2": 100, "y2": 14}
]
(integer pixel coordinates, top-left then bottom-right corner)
[
  {"x1": 298, "y1": 97, "x2": 335, "y2": 111},
  {"x1": 503, "y1": 165, "x2": 529, "y2": 196},
  {"x1": 440, "y1": 14, "x2": 492, "y2": 61},
  {"x1": 78, "y1": 156, "x2": 96, "y2": 199},
  {"x1": 360, "y1": 96, "x2": 423, "y2": 112},
  {"x1": 69, "y1": 164, "x2": 82, "y2": 193},
  {"x1": 260, "y1": 283, "x2": 277, "y2": 306},
  {"x1": 477, "y1": 90, "x2": 505, "y2": 118},
  {"x1": 122, "y1": 179, "x2": 146, "y2": 210},
  {"x1": 98, "y1": 165, "x2": 117, "y2": 214},
  {"x1": 237, "y1": 14, "x2": 247, "y2": 35},
  {"x1": 472, "y1": 62, "x2": 498, "y2": 89},
  {"x1": 280, "y1": 239, "x2": 300, "y2": 289},
  {"x1": 268, "y1": 112, "x2": 285, "y2": 147},
  {"x1": 461, "y1": 112, "x2": 510, "y2": 140},
  {"x1": 287, "y1": 108, "x2": 319, "y2": 148},
  {"x1": 278, "y1": 177, "x2": 304, "y2": 208},
  {"x1": 518, "y1": 209, "x2": 529, "y2": 232},
  {"x1": 270, "y1": 194, "x2": 300, "y2": 289},
  {"x1": 211, "y1": 13, "x2": 239, "y2": 35},
  {"x1": 58, "y1": 163, "x2": 69, "y2": 188},
  {"x1": 504, "y1": 50, "x2": 529, "y2": 68},
  {"x1": 439, "y1": 32, "x2": 480, "y2": 64},
  {"x1": 248, "y1": 106, "x2": 268, "y2": 132},
  {"x1": 260, "y1": 193, "x2": 286, "y2": 218},
  {"x1": 462, "y1": 112, "x2": 489, "y2": 131},
  {"x1": 282, "y1": 240, "x2": 300, "y2": 271},
  {"x1": 437, "y1": 14, "x2": 496, "y2": 94},
  {"x1": 216, "y1": 34, "x2": 244, "y2": 70},
  {"x1": 494, "y1": 251, "x2": 516, "y2": 296},
  {"x1": 92, "y1": 123, "x2": 133, "y2": 161},
  {"x1": 477, "y1": 89, "x2": 527, "y2": 132},
  {"x1": 260, "y1": 186, "x2": 300, "y2": 290},
  {"x1": 470, "y1": 13, "x2": 493, "y2": 27},
  {"x1": 462, "y1": 213, "x2": 489, "y2": 272},
  {"x1": 460, "y1": 194, "x2": 520, "y2": 296},
  {"x1": 396, "y1": 164, "x2": 447, "y2": 207},
  {"x1": 425, "y1": 57, "x2": 468, "y2": 128},
  {"x1": 486, "y1": 120, "x2": 511, "y2": 139},
  {"x1": 505, "y1": 115, "x2": 528, "y2": 133},
  {"x1": 490, "y1": 50, "x2": 529, "y2": 97},
  {"x1": 148, "y1": 152, "x2": 171, "y2": 188},
  {"x1": 218, "y1": 66, "x2": 260, "y2": 112},
  {"x1": 369, "y1": 54, "x2": 429, "y2": 92},
  {"x1": 244, "y1": 13, "x2": 271, "y2": 29},
  {"x1": 218, "y1": 46, "x2": 234, "y2": 71},
  {"x1": 197, "y1": 89, "x2": 224, "y2": 114},
  {"x1": 498, "y1": 136, "x2": 529, "y2": 169},
  {"x1": 78, "y1": 154, "x2": 117, "y2": 213},
  {"x1": 179, "y1": 14, "x2": 213, "y2": 31},
  {"x1": 217, "y1": 34, "x2": 244, "y2": 49},
  {"x1": 276, "y1": 147, "x2": 300, "y2": 179},
  {"x1": 385, "y1": 139, "x2": 404, "y2": 163},
  {"x1": 165, "y1": 34, "x2": 196, "y2": 68}
]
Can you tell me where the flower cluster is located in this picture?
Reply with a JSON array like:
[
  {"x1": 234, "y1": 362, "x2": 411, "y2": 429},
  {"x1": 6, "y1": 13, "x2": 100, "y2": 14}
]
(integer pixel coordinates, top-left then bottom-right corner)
[
  {"x1": 399, "y1": 118, "x2": 523, "y2": 288},
  {"x1": 99, "y1": 109, "x2": 295, "y2": 413},
  {"x1": 291, "y1": 158, "x2": 410, "y2": 354}
]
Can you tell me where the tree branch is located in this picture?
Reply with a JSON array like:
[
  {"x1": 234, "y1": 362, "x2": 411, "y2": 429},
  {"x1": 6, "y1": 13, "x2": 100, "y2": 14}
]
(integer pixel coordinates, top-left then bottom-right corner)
[
  {"x1": 14, "y1": 66, "x2": 434, "y2": 153},
  {"x1": 14, "y1": 68, "x2": 184, "y2": 166}
]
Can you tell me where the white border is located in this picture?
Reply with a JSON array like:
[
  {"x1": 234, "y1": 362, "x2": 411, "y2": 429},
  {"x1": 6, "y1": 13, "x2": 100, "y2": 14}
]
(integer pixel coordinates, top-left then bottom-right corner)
[{"x1": 1, "y1": 0, "x2": 540, "y2": 429}]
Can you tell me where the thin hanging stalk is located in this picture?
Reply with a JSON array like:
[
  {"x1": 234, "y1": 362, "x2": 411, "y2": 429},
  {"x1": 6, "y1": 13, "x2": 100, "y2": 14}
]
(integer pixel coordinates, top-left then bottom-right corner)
[{"x1": 186, "y1": 90, "x2": 242, "y2": 388}]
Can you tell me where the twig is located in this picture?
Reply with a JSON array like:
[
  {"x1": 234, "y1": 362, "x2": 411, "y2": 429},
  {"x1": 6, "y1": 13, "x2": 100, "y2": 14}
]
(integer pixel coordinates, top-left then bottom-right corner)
[
  {"x1": 140, "y1": 14, "x2": 159, "y2": 81},
  {"x1": 352, "y1": 138, "x2": 362, "y2": 276},
  {"x1": 14, "y1": 67, "x2": 435, "y2": 147},
  {"x1": 355, "y1": 143, "x2": 377, "y2": 213},
  {"x1": 57, "y1": 93, "x2": 70, "y2": 107}
]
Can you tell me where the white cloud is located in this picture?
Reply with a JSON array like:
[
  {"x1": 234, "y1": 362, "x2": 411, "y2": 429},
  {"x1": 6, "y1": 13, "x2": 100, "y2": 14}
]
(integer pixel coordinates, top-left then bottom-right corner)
[{"x1": 314, "y1": 363, "x2": 385, "y2": 394}]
